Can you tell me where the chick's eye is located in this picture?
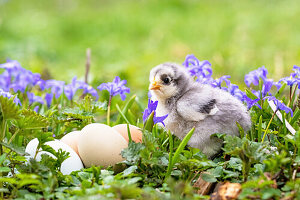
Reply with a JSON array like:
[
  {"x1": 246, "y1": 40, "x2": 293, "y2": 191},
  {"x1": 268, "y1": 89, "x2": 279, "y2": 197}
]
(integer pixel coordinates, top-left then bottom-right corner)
[{"x1": 163, "y1": 77, "x2": 170, "y2": 84}]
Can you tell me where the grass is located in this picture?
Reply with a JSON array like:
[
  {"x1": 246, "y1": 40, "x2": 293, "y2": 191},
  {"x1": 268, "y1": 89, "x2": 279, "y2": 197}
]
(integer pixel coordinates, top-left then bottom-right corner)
[{"x1": 0, "y1": 0, "x2": 300, "y2": 95}]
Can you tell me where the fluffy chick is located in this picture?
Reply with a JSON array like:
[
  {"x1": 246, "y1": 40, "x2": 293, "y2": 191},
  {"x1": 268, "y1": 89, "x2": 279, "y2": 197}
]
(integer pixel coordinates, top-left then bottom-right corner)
[{"x1": 149, "y1": 62, "x2": 251, "y2": 157}]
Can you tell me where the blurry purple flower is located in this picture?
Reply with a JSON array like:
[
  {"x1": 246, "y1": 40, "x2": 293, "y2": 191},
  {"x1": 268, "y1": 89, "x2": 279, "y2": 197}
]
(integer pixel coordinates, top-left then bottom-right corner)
[
  {"x1": 279, "y1": 65, "x2": 300, "y2": 88},
  {"x1": 64, "y1": 77, "x2": 86, "y2": 100},
  {"x1": 97, "y1": 76, "x2": 130, "y2": 101},
  {"x1": 279, "y1": 77, "x2": 296, "y2": 87},
  {"x1": 222, "y1": 83, "x2": 246, "y2": 102},
  {"x1": 45, "y1": 92, "x2": 53, "y2": 108},
  {"x1": 292, "y1": 65, "x2": 300, "y2": 77},
  {"x1": 244, "y1": 66, "x2": 268, "y2": 87},
  {"x1": 244, "y1": 96, "x2": 262, "y2": 110},
  {"x1": 0, "y1": 59, "x2": 42, "y2": 92},
  {"x1": 43, "y1": 80, "x2": 65, "y2": 99},
  {"x1": 27, "y1": 92, "x2": 44, "y2": 105},
  {"x1": 143, "y1": 99, "x2": 168, "y2": 126},
  {"x1": 261, "y1": 79, "x2": 274, "y2": 97},
  {"x1": 211, "y1": 75, "x2": 231, "y2": 88},
  {"x1": 182, "y1": 54, "x2": 212, "y2": 80},
  {"x1": 33, "y1": 106, "x2": 40, "y2": 113},
  {"x1": 264, "y1": 96, "x2": 293, "y2": 116},
  {"x1": 0, "y1": 89, "x2": 21, "y2": 106},
  {"x1": 82, "y1": 85, "x2": 99, "y2": 100}
]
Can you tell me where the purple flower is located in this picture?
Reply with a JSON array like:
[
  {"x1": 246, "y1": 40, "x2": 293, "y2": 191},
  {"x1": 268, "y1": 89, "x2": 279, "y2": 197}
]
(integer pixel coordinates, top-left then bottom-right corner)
[
  {"x1": 291, "y1": 65, "x2": 300, "y2": 77},
  {"x1": 82, "y1": 85, "x2": 99, "y2": 100},
  {"x1": 0, "y1": 89, "x2": 21, "y2": 106},
  {"x1": 33, "y1": 106, "x2": 40, "y2": 113},
  {"x1": 0, "y1": 59, "x2": 41, "y2": 93},
  {"x1": 182, "y1": 54, "x2": 212, "y2": 81},
  {"x1": 244, "y1": 66, "x2": 268, "y2": 87},
  {"x1": 143, "y1": 99, "x2": 168, "y2": 126},
  {"x1": 43, "y1": 80, "x2": 65, "y2": 99},
  {"x1": 97, "y1": 76, "x2": 130, "y2": 101},
  {"x1": 27, "y1": 92, "x2": 44, "y2": 105},
  {"x1": 45, "y1": 92, "x2": 53, "y2": 108},
  {"x1": 279, "y1": 65, "x2": 300, "y2": 88},
  {"x1": 211, "y1": 75, "x2": 231, "y2": 88},
  {"x1": 221, "y1": 83, "x2": 246, "y2": 102},
  {"x1": 244, "y1": 96, "x2": 261, "y2": 110},
  {"x1": 264, "y1": 96, "x2": 293, "y2": 117},
  {"x1": 279, "y1": 77, "x2": 297, "y2": 87},
  {"x1": 64, "y1": 77, "x2": 86, "y2": 100}
]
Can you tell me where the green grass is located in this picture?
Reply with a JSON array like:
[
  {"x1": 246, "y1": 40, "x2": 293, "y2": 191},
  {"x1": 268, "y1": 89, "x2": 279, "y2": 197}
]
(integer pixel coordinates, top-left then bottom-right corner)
[{"x1": 0, "y1": 0, "x2": 300, "y2": 94}]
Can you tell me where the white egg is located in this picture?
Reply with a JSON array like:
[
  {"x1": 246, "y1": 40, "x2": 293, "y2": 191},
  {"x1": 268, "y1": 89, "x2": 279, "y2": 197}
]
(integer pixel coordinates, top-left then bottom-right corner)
[
  {"x1": 25, "y1": 138, "x2": 84, "y2": 175},
  {"x1": 60, "y1": 131, "x2": 81, "y2": 156},
  {"x1": 78, "y1": 123, "x2": 128, "y2": 168}
]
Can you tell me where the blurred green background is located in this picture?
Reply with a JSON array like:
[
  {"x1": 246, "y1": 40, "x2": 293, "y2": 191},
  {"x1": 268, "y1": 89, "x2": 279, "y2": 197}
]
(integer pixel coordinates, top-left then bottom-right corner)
[{"x1": 0, "y1": 0, "x2": 300, "y2": 96}]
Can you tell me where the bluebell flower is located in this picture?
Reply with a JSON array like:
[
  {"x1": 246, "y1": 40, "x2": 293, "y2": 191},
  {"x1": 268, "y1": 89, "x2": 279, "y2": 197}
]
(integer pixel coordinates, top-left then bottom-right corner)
[
  {"x1": 182, "y1": 54, "x2": 213, "y2": 81},
  {"x1": 264, "y1": 96, "x2": 293, "y2": 116},
  {"x1": 45, "y1": 92, "x2": 53, "y2": 108},
  {"x1": 211, "y1": 75, "x2": 231, "y2": 88},
  {"x1": 279, "y1": 77, "x2": 296, "y2": 87},
  {"x1": 244, "y1": 96, "x2": 262, "y2": 110},
  {"x1": 220, "y1": 83, "x2": 246, "y2": 102},
  {"x1": 42, "y1": 80, "x2": 65, "y2": 99},
  {"x1": 0, "y1": 60, "x2": 41, "y2": 92},
  {"x1": 291, "y1": 65, "x2": 300, "y2": 77},
  {"x1": 244, "y1": 66, "x2": 268, "y2": 87},
  {"x1": 33, "y1": 106, "x2": 40, "y2": 113},
  {"x1": 279, "y1": 65, "x2": 300, "y2": 88},
  {"x1": 27, "y1": 92, "x2": 44, "y2": 105},
  {"x1": 143, "y1": 99, "x2": 168, "y2": 126},
  {"x1": 64, "y1": 77, "x2": 86, "y2": 100},
  {"x1": 97, "y1": 76, "x2": 130, "y2": 101},
  {"x1": 0, "y1": 89, "x2": 21, "y2": 106},
  {"x1": 82, "y1": 85, "x2": 99, "y2": 100}
]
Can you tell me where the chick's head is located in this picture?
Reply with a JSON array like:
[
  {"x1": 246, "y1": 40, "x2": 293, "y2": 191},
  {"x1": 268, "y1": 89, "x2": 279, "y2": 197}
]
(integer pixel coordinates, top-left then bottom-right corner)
[{"x1": 149, "y1": 63, "x2": 191, "y2": 100}]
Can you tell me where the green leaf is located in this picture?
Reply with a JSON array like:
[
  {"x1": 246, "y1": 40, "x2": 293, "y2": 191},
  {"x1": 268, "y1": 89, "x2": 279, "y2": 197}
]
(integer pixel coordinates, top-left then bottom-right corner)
[
  {"x1": 201, "y1": 172, "x2": 217, "y2": 183},
  {"x1": 143, "y1": 111, "x2": 154, "y2": 132},
  {"x1": 246, "y1": 89, "x2": 259, "y2": 100},
  {"x1": 123, "y1": 166, "x2": 138, "y2": 176},
  {"x1": 0, "y1": 167, "x2": 10, "y2": 173},
  {"x1": 116, "y1": 104, "x2": 130, "y2": 124},
  {"x1": 257, "y1": 115, "x2": 263, "y2": 142},
  {"x1": 116, "y1": 94, "x2": 136, "y2": 124},
  {"x1": 18, "y1": 109, "x2": 49, "y2": 129},
  {"x1": 171, "y1": 127, "x2": 195, "y2": 166},
  {"x1": 0, "y1": 95, "x2": 20, "y2": 120},
  {"x1": 0, "y1": 142, "x2": 26, "y2": 155},
  {"x1": 275, "y1": 82, "x2": 286, "y2": 98}
]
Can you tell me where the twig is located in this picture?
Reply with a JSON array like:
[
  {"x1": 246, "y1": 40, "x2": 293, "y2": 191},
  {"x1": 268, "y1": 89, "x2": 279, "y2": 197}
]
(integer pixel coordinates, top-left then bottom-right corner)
[{"x1": 85, "y1": 48, "x2": 91, "y2": 84}]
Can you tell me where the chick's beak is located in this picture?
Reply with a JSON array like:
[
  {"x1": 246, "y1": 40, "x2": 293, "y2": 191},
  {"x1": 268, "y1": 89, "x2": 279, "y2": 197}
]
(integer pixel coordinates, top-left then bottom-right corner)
[{"x1": 149, "y1": 80, "x2": 161, "y2": 90}]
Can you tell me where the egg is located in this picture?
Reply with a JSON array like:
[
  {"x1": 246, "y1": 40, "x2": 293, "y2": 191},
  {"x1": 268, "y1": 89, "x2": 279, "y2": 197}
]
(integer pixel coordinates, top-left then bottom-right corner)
[
  {"x1": 112, "y1": 124, "x2": 143, "y2": 143},
  {"x1": 25, "y1": 138, "x2": 84, "y2": 175},
  {"x1": 60, "y1": 131, "x2": 81, "y2": 156},
  {"x1": 78, "y1": 123, "x2": 128, "y2": 168}
]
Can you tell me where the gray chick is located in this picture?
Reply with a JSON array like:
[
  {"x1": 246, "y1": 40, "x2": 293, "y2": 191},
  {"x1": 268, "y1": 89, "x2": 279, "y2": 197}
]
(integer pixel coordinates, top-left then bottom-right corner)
[{"x1": 149, "y1": 62, "x2": 251, "y2": 158}]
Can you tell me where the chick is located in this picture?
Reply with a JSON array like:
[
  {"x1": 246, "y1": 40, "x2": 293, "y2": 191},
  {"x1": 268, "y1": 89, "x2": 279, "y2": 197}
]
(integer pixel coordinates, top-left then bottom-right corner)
[{"x1": 149, "y1": 63, "x2": 251, "y2": 157}]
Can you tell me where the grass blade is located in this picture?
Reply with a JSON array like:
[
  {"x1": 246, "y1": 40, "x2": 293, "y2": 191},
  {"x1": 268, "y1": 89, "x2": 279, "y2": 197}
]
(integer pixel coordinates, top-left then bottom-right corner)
[
  {"x1": 165, "y1": 127, "x2": 195, "y2": 181},
  {"x1": 116, "y1": 104, "x2": 130, "y2": 124}
]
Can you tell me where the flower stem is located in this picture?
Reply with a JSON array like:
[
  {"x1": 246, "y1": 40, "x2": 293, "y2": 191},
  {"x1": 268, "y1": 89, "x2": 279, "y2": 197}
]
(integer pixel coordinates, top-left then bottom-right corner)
[
  {"x1": 287, "y1": 84, "x2": 298, "y2": 107},
  {"x1": 107, "y1": 95, "x2": 112, "y2": 126},
  {"x1": 261, "y1": 110, "x2": 277, "y2": 143}
]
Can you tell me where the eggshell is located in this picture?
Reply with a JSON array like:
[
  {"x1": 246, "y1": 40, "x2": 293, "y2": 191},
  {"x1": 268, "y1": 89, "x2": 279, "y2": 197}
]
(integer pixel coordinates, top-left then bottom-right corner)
[
  {"x1": 25, "y1": 138, "x2": 84, "y2": 175},
  {"x1": 78, "y1": 123, "x2": 128, "y2": 168},
  {"x1": 112, "y1": 124, "x2": 143, "y2": 143},
  {"x1": 60, "y1": 131, "x2": 81, "y2": 156}
]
